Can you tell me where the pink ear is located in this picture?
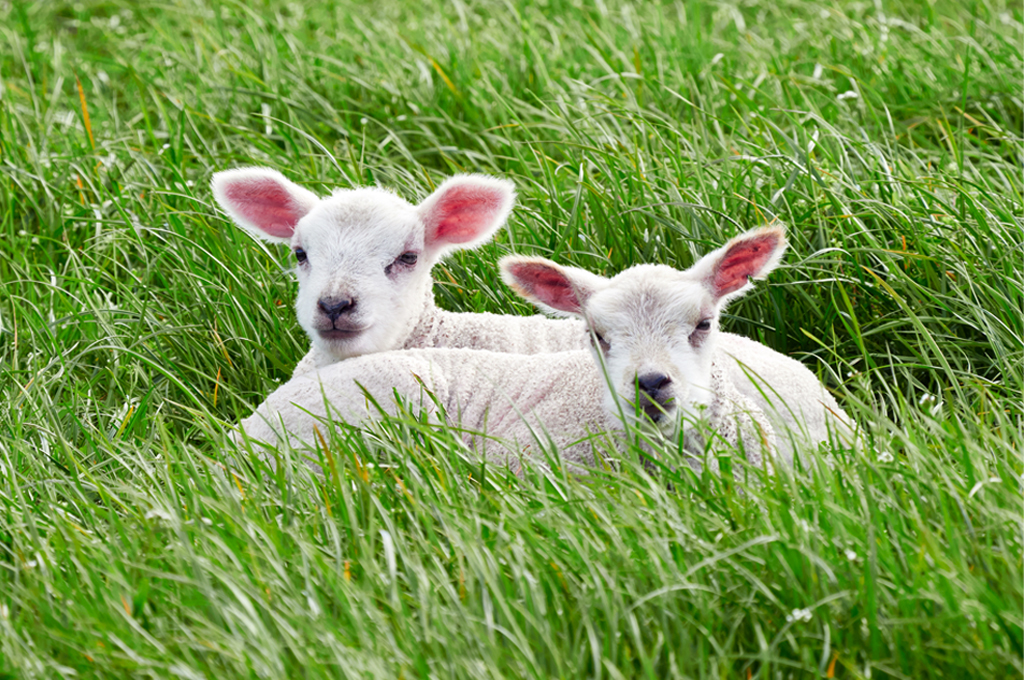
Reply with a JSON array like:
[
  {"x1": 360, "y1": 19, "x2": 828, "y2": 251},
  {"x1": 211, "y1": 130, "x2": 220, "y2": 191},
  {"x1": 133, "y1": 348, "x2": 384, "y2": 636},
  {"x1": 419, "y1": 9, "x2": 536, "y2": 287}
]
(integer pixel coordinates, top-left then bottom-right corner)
[
  {"x1": 502, "y1": 259, "x2": 584, "y2": 314},
  {"x1": 419, "y1": 175, "x2": 515, "y2": 251},
  {"x1": 211, "y1": 168, "x2": 319, "y2": 242},
  {"x1": 710, "y1": 229, "x2": 786, "y2": 298}
]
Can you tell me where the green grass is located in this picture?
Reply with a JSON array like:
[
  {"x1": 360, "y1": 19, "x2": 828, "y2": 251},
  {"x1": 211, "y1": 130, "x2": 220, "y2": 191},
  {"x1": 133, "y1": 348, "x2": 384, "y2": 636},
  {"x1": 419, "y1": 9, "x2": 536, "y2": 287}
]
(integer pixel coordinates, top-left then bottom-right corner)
[{"x1": 1, "y1": 0, "x2": 1021, "y2": 677}]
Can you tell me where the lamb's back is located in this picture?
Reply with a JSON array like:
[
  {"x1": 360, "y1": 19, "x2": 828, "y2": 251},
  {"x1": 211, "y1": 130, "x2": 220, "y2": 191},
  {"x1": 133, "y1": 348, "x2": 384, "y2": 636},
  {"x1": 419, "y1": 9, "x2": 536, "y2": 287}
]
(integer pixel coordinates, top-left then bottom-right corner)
[
  {"x1": 242, "y1": 347, "x2": 609, "y2": 472},
  {"x1": 431, "y1": 311, "x2": 586, "y2": 354},
  {"x1": 716, "y1": 333, "x2": 854, "y2": 457},
  {"x1": 410, "y1": 348, "x2": 609, "y2": 470}
]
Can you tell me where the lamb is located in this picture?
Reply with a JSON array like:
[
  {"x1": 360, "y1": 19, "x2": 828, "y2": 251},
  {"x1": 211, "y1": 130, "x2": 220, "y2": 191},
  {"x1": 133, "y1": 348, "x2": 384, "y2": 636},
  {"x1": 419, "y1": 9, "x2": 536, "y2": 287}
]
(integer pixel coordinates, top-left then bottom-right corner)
[
  {"x1": 234, "y1": 227, "x2": 814, "y2": 474},
  {"x1": 501, "y1": 224, "x2": 856, "y2": 462},
  {"x1": 210, "y1": 167, "x2": 585, "y2": 378}
]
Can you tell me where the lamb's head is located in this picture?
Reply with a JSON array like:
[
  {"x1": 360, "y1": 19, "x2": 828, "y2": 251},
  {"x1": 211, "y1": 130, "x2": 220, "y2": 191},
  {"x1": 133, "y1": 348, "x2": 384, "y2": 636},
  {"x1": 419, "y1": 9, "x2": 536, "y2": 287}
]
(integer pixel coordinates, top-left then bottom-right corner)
[
  {"x1": 212, "y1": 168, "x2": 515, "y2": 359},
  {"x1": 501, "y1": 225, "x2": 787, "y2": 436}
]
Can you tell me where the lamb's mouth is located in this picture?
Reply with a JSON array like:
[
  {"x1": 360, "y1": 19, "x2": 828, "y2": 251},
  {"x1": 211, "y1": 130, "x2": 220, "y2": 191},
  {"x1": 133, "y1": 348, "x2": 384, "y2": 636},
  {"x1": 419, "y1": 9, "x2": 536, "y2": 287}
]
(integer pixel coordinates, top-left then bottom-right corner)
[
  {"x1": 318, "y1": 328, "x2": 366, "y2": 341},
  {"x1": 643, "y1": 405, "x2": 665, "y2": 423},
  {"x1": 633, "y1": 397, "x2": 675, "y2": 424}
]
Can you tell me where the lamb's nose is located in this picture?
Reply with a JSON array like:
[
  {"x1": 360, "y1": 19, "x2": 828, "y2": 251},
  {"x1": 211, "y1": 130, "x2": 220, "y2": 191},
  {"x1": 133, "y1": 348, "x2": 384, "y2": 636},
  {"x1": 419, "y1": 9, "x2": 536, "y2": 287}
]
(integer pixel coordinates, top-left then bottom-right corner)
[
  {"x1": 318, "y1": 297, "x2": 356, "y2": 321},
  {"x1": 637, "y1": 373, "x2": 672, "y2": 397}
]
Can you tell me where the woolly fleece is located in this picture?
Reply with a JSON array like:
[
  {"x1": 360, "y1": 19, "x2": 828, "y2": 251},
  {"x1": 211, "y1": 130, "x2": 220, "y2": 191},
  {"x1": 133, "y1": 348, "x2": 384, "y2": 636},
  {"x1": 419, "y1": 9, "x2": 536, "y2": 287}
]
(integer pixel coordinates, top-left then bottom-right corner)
[
  {"x1": 294, "y1": 305, "x2": 850, "y2": 458},
  {"x1": 237, "y1": 348, "x2": 776, "y2": 476}
]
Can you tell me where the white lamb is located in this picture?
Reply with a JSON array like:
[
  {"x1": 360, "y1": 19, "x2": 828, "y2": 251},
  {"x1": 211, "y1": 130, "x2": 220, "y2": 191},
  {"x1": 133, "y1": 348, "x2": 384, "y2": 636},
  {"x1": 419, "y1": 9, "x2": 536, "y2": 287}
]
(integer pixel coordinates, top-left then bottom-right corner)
[
  {"x1": 503, "y1": 225, "x2": 857, "y2": 460},
  {"x1": 211, "y1": 167, "x2": 585, "y2": 378},
  {"x1": 234, "y1": 227, "x2": 825, "y2": 474}
]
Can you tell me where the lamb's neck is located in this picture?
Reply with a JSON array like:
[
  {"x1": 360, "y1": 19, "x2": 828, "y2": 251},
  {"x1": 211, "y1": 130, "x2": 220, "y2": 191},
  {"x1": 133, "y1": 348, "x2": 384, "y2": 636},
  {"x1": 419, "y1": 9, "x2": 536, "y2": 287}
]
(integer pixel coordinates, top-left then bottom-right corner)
[{"x1": 400, "y1": 286, "x2": 443, "y2": 350}]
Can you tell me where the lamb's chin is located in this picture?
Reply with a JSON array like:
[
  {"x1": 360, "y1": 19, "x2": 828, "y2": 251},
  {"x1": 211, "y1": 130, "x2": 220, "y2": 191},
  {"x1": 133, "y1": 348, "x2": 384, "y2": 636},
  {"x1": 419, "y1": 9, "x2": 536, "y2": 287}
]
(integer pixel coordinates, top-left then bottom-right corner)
[
  {"x1": 611, "y1": 401, "x2": 681, "y2": 439},
  {"x1": 318, "y1": 328, "x2": 364, "y2": 341},
  {"x1": 312, "y1": 331, "x2": 379, "y2": 361}
]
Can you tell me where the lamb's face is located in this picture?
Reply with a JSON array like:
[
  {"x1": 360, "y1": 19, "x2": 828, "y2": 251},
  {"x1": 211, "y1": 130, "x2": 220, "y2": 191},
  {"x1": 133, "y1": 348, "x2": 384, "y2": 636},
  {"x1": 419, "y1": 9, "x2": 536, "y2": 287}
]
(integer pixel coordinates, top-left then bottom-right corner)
[
  {"x1": 290, "y1": 189, "x2": 434, "y2": 358},
  {"x1": 583, "y1": 265, "x2": 718, "y2": 436},
  {"x1": 212, "y1": 167, "x2": 516, "y2": 361}
]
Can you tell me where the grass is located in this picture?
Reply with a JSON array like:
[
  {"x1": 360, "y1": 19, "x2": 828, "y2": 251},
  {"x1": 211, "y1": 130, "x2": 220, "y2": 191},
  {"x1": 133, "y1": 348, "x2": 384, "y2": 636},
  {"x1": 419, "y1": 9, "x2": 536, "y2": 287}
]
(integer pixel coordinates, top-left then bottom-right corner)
[{"x1": 1, "y1": 0, "x2": 1021, "y2": 677}]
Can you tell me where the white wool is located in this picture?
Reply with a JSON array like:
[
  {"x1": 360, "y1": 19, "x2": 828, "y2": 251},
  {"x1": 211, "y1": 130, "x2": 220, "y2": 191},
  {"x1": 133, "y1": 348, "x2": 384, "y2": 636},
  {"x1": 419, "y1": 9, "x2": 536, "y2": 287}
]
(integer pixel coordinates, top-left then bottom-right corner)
[
  {"x1": 715, "y1": 333, "x2": 855, "y2": 458},
  {"x1": 236, "y1": 348, "x2": 775, "y2": 476},
  {"x1": 296, "y1": 313, "x2": 851, "y2": 461}
]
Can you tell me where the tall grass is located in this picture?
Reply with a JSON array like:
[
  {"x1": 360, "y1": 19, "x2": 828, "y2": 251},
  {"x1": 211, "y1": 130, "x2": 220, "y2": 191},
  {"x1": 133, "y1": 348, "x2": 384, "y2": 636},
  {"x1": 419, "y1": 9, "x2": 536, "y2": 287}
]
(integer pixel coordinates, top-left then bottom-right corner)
[{"x1": 1, "y1": 0, "x2": 1021, "y2": 677}]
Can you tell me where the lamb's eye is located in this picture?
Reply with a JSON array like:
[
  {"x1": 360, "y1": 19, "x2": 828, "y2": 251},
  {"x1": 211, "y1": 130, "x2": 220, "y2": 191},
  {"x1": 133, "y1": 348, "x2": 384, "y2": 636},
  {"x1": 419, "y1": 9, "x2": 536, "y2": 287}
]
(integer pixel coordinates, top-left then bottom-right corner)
[
  {"x1": 590, "y1": 331, "x2": 611, "y2": 352},
  {"x1": 294, "y1": 248, "x2": 308, "y2": 264},
  {"x1": 386, "y1": 251, "x2": 418, "y2": 276},
  {"x1": 689, "y1": 318, "x2": 712, "y2": 346}
]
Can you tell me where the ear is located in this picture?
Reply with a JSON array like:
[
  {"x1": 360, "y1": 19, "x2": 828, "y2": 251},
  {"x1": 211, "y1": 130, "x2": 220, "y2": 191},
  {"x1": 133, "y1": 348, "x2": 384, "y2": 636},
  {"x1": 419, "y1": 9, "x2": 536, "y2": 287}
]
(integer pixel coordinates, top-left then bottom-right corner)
[
  {"x1": 417, "y1": 174, "x2": 516, "y2": 256},
  {"x1": 211, "y1": 167, "x2": 320, "y2": 243},
  {"x1": 499, "y1": 255, "x2": 606, "y2": 317},
  {"x1": 693, "y1": 225, "x2": 787, "y2": 303}
]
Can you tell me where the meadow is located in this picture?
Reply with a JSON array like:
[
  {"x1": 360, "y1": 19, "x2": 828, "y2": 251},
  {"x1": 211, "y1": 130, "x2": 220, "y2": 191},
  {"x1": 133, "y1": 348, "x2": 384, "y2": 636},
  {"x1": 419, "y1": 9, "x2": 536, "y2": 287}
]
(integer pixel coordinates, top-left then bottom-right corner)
[{"x1": 0, "y1": 0, "x2": 1021, "y2": 677}]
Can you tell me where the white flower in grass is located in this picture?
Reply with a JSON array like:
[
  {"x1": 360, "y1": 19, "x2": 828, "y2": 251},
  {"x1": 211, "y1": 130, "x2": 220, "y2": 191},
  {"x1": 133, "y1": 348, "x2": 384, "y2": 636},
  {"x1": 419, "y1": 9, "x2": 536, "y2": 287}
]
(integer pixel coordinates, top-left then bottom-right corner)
[
  {"x1": 837, "y1": 90, "x2": 859, "y2": 101},
  {"x1": 917, "y1": 393, "x2": 943, "y2": 417},
  {"x1": 877, "y1": 451, "x2": 894, "y2": 464},
  {"x1": 845, "y1": 549, "x2": 858, "y2": 561},
  {"x1": 786, "y1": 608, "x2": 812, "y2": 623}
]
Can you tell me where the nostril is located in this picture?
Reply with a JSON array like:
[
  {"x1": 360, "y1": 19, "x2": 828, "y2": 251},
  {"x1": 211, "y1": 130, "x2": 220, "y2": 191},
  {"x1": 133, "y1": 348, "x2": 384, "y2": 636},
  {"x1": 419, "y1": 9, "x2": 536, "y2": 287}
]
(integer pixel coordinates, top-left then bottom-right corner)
[
  {"x1": 318, "y1": 297, "x2": 356, "y2": 319},
  {"x1": 636, "y1": 373, "x2": 672, "y2": 395}
]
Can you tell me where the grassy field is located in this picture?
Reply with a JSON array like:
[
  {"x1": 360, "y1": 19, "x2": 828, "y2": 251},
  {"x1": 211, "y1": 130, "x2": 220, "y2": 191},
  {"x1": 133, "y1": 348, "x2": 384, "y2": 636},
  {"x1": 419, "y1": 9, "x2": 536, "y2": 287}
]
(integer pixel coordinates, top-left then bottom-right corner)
[{"x1": 1, "y1": 0, "x2": 1021, "y2": 677}]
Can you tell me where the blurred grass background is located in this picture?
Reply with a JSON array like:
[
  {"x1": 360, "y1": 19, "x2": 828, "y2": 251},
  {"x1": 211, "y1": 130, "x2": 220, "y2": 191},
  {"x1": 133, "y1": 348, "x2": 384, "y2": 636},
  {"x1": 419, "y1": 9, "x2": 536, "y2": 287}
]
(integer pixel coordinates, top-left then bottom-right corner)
[{"x1": 0, "y1": 0, "x2": 1021, "y2": 677}]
